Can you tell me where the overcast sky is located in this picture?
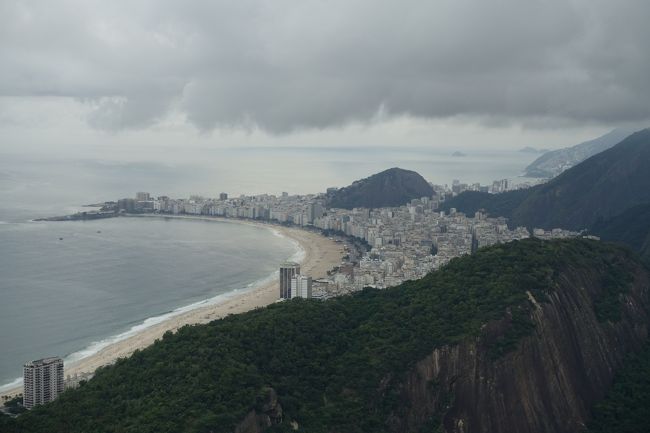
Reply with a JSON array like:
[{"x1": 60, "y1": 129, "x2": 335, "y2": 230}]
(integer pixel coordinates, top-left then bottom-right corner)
[{"x1": 1, "y1": 0, "x2": 649, "y2": 160}]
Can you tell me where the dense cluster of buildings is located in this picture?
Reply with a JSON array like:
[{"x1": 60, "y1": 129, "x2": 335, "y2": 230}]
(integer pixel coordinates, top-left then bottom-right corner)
[
  {"x1": 105, "y1": 180, "x2": 579, "y2": 298},
  {"x1": 448, "y1": 177, "x2": 544, "y2": 195}
]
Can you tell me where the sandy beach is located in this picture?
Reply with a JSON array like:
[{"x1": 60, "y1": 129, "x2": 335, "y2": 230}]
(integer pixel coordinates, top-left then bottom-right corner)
[{"x1": 0, "y1": 216, "x2": 344, "y2": 401}]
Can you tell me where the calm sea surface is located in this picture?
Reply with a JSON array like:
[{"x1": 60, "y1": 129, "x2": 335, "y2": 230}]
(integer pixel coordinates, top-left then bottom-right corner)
[
  {"x1": 0, "y1": 217, "x2": 297, "y2": 390},
  {"x1": 0, "y1": 146, "x2": 539, "y2": 389}
]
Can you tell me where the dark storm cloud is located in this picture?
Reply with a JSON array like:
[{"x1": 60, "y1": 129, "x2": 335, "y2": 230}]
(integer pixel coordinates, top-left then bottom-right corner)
[{"x1": 1, "y1": 0, "x2": 649, "y2": 133}]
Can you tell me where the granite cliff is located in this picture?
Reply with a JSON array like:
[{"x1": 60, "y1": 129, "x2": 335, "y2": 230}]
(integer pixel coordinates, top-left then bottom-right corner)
[{"x1": 388, "y1": 254, "x2": 650, "y2": 433}]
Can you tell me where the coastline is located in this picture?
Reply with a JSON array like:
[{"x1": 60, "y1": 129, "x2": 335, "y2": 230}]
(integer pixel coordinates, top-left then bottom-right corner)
[{"x1": 0, "y1": 215, "x2": 344, "y2": 400}]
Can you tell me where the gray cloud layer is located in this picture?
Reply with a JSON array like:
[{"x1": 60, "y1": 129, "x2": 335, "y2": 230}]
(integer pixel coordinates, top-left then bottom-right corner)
[{"x1": 1, "y1": 0, "x2": 649, "y2": 132}]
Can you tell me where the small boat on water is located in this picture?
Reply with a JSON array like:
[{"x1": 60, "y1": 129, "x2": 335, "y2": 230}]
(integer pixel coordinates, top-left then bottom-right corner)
[{"x1": 59, "y1": 237, "x2": 63, "y2": 240}]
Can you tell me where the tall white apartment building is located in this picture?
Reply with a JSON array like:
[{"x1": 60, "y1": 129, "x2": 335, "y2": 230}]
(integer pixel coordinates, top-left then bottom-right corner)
[
  {"x1": 279, "y1": 262, "x2": 301, "y2": 299},
  {"x1": 23, "y1": 357, "x2": 64, "y2": 409},
  {"x1": 291, "y1": 275, "x2": 312, "y2": 299}
]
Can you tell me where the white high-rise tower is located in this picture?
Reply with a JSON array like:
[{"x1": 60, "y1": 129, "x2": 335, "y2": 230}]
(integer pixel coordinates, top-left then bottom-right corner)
[
  {"x1": 23, "y1": 357, "x2": 64, "y2": 409},
  {"x1": 291, "y1": 275, "x2": 312, "y2": 299}
]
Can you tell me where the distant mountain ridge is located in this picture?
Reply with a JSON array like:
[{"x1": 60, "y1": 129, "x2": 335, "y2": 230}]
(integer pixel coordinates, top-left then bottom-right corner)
[
  {"x1": 443, "y1": 128, "x2": 650, "y2": 256},
  {"x1": 326, "y1": 167, "x2": 433, "y2": 209},
  {"x1": 523, "y1": 128, "x2": 634, "y2": 178}
]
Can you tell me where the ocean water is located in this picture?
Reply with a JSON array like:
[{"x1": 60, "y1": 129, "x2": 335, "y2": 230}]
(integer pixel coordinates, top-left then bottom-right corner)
[
  {"x1": 0, "y1": 147, "x2": 540, "y2": 204},
  {"x1": 0, "y1": 145, "x2": 539, "y2": 390},
  {"x1": 0, "y1": 216, "x2": 298, "y2": 390}
]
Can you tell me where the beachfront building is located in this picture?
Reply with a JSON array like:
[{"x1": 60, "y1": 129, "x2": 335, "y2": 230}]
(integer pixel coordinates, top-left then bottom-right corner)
[
  {"x1": 279, "y1": 262, "x2": 300, "y2": 299},
  {"x1": 291, "y1": 275, "x2": 312, "y2": 299},
  {"x1": 23, "y1": 357, "x2": 64, "y2": 409}
]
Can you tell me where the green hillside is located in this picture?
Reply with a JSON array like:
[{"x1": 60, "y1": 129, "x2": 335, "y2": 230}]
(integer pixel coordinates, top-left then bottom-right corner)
[
  {"x1": 1, "y1": 238, "x2": 642, "y2": 433},
  {"x1": 591, "y1": 203, "x2": 650, "y2": 262},
  {"x1": 326, "y1": 167, "x2": 434, "y2": 209}
]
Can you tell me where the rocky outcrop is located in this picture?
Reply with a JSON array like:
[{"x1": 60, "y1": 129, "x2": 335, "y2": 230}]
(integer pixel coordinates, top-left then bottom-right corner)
[
  {"x1": 234, "y1": 388, "x2": 283, "y2": 433},
  {"x1": 389, "y1": 265, "x2": 650, "y2": 433}
]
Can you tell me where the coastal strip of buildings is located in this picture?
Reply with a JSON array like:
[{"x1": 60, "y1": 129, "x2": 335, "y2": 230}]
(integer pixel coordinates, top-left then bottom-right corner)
[{"x1": 97, "y1": 181, "x2": 582, "y2": 299}]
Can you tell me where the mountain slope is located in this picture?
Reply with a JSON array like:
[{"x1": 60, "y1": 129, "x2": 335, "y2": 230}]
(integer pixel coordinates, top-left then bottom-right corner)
[
  {"x1": 5, "y1": 238, "x2": 649, "y2": 433},
  {"x1": 326, "y1": 167, "x2": 434, "y2": 209},
  {"x1": 523, "y1": 128, "x2": 634, "y2": 178},
  {"x1": 443, "y1": 128, "x2": 650, "y2": 233},
  {"x1": 591, "y1": 203, "x2": 650, "y2": 262}
]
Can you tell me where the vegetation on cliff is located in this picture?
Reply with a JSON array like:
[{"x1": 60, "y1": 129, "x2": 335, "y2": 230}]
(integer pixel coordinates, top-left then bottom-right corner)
[
  {"x1": 326, "y1": 167, "x2": 434, "y2": 209},
  {"x1": 2, "y1": 239, "x2": 642, "y2": 433},
  {"x1": 587, "y1": 341, "x2": 650, "y2": 433}
]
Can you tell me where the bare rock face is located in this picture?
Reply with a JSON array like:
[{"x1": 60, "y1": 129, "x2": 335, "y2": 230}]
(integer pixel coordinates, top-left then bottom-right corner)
[
  {"x1": 234, "y1": 388, "x2": 283, "y2": 433},
  {"x1": 388, "y1": 266, "x2": 650, "y2": 433}
]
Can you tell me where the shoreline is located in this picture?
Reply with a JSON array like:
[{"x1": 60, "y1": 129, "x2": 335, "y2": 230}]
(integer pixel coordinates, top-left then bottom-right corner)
[{"x1": 0, "y1": 215, "x2": 344, "y2": 401}]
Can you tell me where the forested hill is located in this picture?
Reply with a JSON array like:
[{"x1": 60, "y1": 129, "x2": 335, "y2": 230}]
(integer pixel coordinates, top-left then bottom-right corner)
[
  {"x1": 3, "y1": 238, "x2": 649, "y2": 433},
  {"x1": 442, "y1": 128, "x2": 650, "y2": 247},
  {"x1": 591, "y1": 203, "x2": 650, "y2": 262},
  {"x1": 326, "y1": 167, "x2": 434, "y2": 209}
]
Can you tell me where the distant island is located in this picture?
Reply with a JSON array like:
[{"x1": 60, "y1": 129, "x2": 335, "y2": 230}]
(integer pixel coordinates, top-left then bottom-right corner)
[
  {"x1": 451, "y1": 151, "x2": 467, "y2": 157},
  {"x1": 519, "y1": 146, "x2": 549, "y2": 154}
]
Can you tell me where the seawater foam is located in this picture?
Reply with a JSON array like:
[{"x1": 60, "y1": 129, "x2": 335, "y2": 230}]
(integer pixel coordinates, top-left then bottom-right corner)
[
  {"x1": 63, "y1": 270, "x2": 282, "y2": 366},
  {"x1": 0, "y1": 376, "x2": 23, "y2": 393},
  {"x1": 269, "y1": 227, "x2": 306, "y2": 264}
]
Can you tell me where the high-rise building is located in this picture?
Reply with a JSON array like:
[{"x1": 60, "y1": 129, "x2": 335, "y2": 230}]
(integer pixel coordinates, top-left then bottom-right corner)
[
  {"x1": 291, "y1": 275, "x2": 312, "y2": 298},
  {"x1": 23, "y1": 357, "x2": 64, "y2": 409},
  {"x1": 279, "y1": 262, "x2": 300, "y2": 299},
  {"x1": 219, "y1": 193, "x2": 228, "y2": 201},
  {"x1": 135, "y1": 192, "x2": 150, "y2": 201},
  {"x1": 117, "y1": 198, "x2": 136, "y2": 212},
  {"x1": 306, "y1": 202, "x2": 325, "y2": 223}
]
